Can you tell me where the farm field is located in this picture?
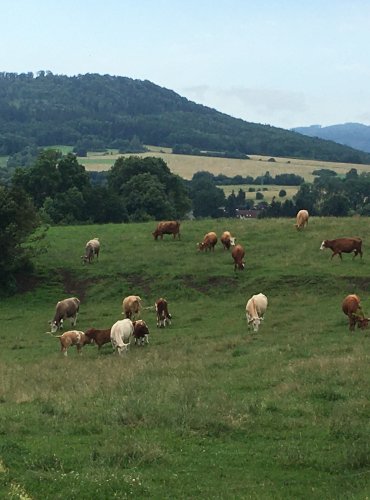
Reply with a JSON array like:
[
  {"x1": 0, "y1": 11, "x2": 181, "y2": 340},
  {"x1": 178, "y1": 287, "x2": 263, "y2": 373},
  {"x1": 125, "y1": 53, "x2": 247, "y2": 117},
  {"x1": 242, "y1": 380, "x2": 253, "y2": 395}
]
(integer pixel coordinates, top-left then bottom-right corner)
[
  {"x1": 0, "y1": 217, "x2": 370, "y2": 498},
  {"x1": 218, "y1": 184, "x2": 299, "y2": 202}
]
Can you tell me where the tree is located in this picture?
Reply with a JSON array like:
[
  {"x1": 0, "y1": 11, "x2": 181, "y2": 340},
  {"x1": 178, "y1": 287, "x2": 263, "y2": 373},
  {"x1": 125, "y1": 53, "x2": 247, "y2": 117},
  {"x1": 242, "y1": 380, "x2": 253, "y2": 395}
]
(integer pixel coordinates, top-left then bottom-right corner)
[{"x1": 278, "y1": 189, "x2": 287, "y2": 198}]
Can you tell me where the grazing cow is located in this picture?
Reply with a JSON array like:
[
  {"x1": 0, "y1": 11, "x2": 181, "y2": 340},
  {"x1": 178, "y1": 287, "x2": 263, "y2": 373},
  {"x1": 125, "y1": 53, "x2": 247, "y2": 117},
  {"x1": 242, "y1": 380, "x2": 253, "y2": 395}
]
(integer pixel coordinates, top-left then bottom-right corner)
[
  {"x1": 220, "y1": 231, "x2": 236, "y2": 250},
  {"x1": 342, "y1": 294, "x2": 369, "y2": 331},
  {"x1": 155, "y1": 298, "x2": 172, "y2": 328},
  {"x1": 152, "y1": 221, "x2": 181, "y2": 240},
  {"x1": 49, "y1": 297, "x2": 80, "y2": 333},
  {"x1": 110, "y1": 318, "x2": 134, "y2": 355},
  {"x1": 320, "y1": 238, "x2": 363, "y2": 260},
  {"x1": 133, "y1": 320, "x2": 150, "y2": 345},
  {"x1": 81, "y1": 238, "x2": 100, "y2": 264},
  {"x1": 197, "y1": 232, "x2": 218, "y2": 252},
  {"x1": 231, "y1": 244, "x2": 245, "y2": 271},
  {"x1": 246, "y1": 293, "x2": 268, "y2": 332},
  {"x1": 122, "y1": 295, "x2": 142, "y2": 319},
  {"x1": 54, "y1": 330, "x2": 92, "y2": 357},
  {"x1": 84, "y1": 327, "x2": 111, "y2": 351},
  {"x1": 295, "y1": 210, "x2": 309, "y2": 230}
]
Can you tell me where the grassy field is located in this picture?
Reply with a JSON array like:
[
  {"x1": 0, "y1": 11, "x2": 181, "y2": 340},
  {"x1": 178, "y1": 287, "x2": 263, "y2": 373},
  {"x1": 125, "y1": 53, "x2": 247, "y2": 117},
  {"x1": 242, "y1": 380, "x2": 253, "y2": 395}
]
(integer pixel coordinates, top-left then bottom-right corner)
[
  {"x1": 1, "y1": 217, "x2": 370, "y2": 498},
  {"x1": 218, "y1": 184, "x2": 299, "y2": 202}
]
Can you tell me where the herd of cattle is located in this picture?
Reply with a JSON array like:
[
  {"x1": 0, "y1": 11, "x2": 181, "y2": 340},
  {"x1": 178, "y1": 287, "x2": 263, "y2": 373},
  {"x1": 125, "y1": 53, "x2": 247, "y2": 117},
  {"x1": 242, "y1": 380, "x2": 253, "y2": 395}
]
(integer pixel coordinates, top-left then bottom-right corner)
[{"x1": 48, "y1": 212, "x2": 367, "y2": 355}]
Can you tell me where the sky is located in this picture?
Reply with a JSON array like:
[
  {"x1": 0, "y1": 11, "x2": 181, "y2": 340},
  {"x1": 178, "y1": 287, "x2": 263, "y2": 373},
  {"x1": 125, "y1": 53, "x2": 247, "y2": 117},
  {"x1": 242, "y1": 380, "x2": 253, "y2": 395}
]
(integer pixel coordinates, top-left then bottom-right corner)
[{"x1": 2, "y1": 0, "x2": 370, "y2": 130}]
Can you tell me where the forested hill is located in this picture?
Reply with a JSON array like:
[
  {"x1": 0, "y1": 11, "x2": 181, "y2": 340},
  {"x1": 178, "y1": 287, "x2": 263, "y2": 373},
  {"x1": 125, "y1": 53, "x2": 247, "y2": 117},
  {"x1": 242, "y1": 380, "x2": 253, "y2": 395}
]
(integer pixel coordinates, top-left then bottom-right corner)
[{"x1": 1, "y1": 71, "x2": 370, "y2": 164}]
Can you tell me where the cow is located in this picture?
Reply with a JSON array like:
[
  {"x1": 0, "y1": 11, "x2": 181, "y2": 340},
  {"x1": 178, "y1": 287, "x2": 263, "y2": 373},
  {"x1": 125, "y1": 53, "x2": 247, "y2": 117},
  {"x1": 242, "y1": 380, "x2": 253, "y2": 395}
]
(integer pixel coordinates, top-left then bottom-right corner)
[
  {"x1": 133, "y1": 319, "x2": 150, "y2": 345},
  {"x1": 53, "y1": 330, "x2": 93, "y2": 357},
  {"x1": 84, "y1": 327, "x2": 111, "y2": 351},
  {"x1": 295, "y1": 210, "x2": 309, "y2": 230},
  {"x1": 81, "y1": 238, "x2": 100, "y2": 264},
  {"x1": 122, "y1": 295, "x2": 142, "y2": 319},
  {"x1": 197, "y1": 232, "x2": 218, "y2": 252},
  {"x1": 246, "y1": 293, "x2": 268, "y2": 332},
  {"x1": 320, "y1": 238, "x2": 363, "y2": 260},
  {"x1": 342, "y1": 294, "x2": 369, "y2": 331},
  {"x1": 220, "y1": 231, "x2": 236, "y2": 250},
  {"x1": 231, "y1": 244, "x2": 245, "y2": 271},
  {"x1": 155, "y1": 298, "x2": 172, "y2": 328},
  {"x1": 49, "y1": 297, "x2": 80, "y2": 333},
  {"x1": 152, "y1": 221, "x2": 181, "y2": 240},
  {"x1": 110, "y1": 318, "x2": 134, "y2": 355}
]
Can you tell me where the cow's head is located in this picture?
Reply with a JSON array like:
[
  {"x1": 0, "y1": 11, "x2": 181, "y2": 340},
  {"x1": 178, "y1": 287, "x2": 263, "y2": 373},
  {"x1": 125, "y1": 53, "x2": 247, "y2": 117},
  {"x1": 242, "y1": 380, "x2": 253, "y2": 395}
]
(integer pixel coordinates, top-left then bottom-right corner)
[
  {"x1": 249, "y1": 317, "x2": 261, "y2": 332},
  {"x1": 197, "y1": 242, "x2": 205, "y2": 251},
  {"x1": 320, "y1": 240, "x2": 328, "y2": 250},
  {"x1": 230, "y1": 237, "x2": 236, "y2": 246},
  {"x1": 356, "y1": 316, "x2": 370, "y2": 329},
  {"x1": 117, "y1": 343, "x2": 130, "y2": 355}
]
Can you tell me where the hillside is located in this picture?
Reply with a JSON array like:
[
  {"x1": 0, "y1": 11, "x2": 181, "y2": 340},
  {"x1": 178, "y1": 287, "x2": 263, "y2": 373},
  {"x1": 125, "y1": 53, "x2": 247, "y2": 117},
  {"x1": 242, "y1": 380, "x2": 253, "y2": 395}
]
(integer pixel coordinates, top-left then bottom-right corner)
[
  {"x1": 293, "y1": 123, "x2": 370, "y2": 153},
  {"x1": 1, "y1": 71, "x2": 370, "y2": 163}
]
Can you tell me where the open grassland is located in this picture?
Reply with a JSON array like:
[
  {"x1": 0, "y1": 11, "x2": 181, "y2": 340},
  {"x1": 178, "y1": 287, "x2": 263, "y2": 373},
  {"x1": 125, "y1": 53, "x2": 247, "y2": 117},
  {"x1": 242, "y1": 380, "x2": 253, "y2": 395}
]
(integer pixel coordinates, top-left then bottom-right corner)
[
  {"x1": 218, "y1": 184, "x2": 299, "y2": 202},
  {"x1": 1, "y1": 218, "x2": 370, "y2": 499}
]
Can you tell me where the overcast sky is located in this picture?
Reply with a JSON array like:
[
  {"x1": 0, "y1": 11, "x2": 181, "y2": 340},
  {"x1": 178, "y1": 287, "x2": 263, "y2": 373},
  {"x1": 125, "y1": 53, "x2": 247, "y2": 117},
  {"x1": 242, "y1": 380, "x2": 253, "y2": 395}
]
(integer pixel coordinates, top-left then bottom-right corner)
[{"x1": 2, "y1": 0, "x2": 370, "y2": 130}]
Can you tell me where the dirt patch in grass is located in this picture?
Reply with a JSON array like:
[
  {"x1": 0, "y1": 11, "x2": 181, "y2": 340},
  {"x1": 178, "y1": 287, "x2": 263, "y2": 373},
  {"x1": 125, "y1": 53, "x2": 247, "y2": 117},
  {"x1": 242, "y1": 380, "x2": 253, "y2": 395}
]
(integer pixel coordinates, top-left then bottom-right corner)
[
  {"x1": 181, "y1": 275, "x2": 237, "y2": 294},
  {"x1": 58, "y1": 268, "x2": 97, "y2": 302},
  {"x1": 121, "y1": 273, "x2": 153, "y2": 295},
  {"x1": 15, "y1": 273, "x2": 44, "y2": 293}
]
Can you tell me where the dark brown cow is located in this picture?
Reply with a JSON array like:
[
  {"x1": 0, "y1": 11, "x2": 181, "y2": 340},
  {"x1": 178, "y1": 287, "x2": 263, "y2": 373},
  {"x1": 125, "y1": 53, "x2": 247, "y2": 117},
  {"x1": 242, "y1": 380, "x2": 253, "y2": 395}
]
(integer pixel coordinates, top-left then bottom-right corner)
[
  {"x1": 153, "y1": 221, "x2": 180, "y2": 240},
  {"x1": 220, "y1": 231, "x2": 236, "y2": 250},
  {"x1": 342, "y1": 294, "x2": 369, "y2": 331},
  {"x1": 197, "y1": 232, "x2": 218, "y2": 252},
  {"x1": 84, "y1": 328, "x2": 111, "y2": 351},
  {"x1": 320, "y1": 238, "x2": 363, "y2": 260},
  {"x1": 231, "y1": 244, "x2": 245, "y2": 271},
  {"x1": 155, "y1": 298, "x2": 172, "y2": 328},
  {"x1": 133, "y1": 320, "x2": 150, "y2": 345}
]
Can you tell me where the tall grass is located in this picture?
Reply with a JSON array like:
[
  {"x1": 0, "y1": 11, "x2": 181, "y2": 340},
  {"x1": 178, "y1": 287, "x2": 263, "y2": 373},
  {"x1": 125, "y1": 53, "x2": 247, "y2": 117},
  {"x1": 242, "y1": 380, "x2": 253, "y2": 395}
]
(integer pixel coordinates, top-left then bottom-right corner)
[{"x1": 0, "y1": 217, "x2": 369, "y2": 498}]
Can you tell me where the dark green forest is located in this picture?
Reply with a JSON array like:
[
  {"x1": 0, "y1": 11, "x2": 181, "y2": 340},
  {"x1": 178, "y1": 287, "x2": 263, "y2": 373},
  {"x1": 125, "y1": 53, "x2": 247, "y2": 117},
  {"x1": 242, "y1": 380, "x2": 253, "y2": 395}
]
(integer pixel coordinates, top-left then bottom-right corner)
[{"x1": 1, "y1": 71, "x2": 370, "y2": 163}]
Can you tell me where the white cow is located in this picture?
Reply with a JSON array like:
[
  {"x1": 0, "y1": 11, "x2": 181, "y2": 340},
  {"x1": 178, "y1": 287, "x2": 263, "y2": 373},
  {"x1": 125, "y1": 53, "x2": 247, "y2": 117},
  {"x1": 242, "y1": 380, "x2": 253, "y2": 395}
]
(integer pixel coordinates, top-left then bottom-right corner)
[
  {"x1": 81, "y1": 238, "x2": 100, "y2": 264},
  {"x1": 110, "y1": 318, "x2": 134, "y2": 355},
  {"x1": 246, "y1": 293, "x2": 268, "y2": 332}
]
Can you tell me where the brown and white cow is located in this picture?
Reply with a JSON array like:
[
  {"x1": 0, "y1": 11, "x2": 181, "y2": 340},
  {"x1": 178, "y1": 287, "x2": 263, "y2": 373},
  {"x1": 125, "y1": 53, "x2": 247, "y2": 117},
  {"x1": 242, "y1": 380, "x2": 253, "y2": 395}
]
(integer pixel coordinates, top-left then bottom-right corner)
[
  {"x1": 246, "y1": 293, "x2": 268, "y2": 332},
  {"x1": 49, "y1": 297, "x2": 80, "y2": 333},
  {"x1": 81, "y1": 238, "x2": 100, "y2": 264},
  {"x1": 110, "y1": 318, "x2": 134, "y2": 355},
  {"x1": 295, "y1": 210, "x2": 309, "y2": 230},
  {"x1": 342, "y1": 294, "x2": 369, "y2": 331},
  {"x1": 152, "y1": 221, "x2": 181, "y2": 240},
  {"x1": 84, "y1": 327, "x2": 111, "y2": 351},
  {"x1": 320, "y1": 238, "x2": 363, "y2": 260},
  {"x1": 220, "y1": 231, "x2": 236, "y2": 250},
  {"x1": 197, "y1": 232, "x2": 218, "y2": 252},
  {"x1": 54, "y1": 330, "x2": 93, "y2": 357},
  {"x1": 155, "y1": 298, "x2": 172, "y2": 328},
  {"x1": 133, "y1": 319, "x2": 150, "y2": 345},
  {"x1": 122, "y1": 295, "x2": 142, "y2": 319},
  {"x1": 231, "y1": 244, "x2": 245, "y2": 271}
]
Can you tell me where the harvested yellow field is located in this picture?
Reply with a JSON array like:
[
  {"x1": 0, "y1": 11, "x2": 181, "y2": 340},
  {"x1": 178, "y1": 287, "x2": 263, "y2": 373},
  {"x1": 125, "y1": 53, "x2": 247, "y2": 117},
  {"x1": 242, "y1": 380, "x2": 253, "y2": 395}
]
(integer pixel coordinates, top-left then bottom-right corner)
[{"x1": 218, "y1": 184, "x2": 299, "y2": 202}]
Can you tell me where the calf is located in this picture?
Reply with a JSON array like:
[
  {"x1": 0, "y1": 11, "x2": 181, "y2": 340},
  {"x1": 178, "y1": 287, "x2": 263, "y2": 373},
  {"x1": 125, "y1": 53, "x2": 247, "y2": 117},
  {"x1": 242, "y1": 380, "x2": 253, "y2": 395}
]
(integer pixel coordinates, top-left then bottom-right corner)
[
  {"x1": 122, "y1": 295, "x2": 142, "y2": 319},
  {"x1": 133, "y1": 320, "x2": 150, "y2": 345},
  {"x1": 110, "y1": 318, "x2": 134, "y2": 355},
  {"x1": 54, "y1": 330, "x2": 92, "y2": 357},
  {"x1": 49, "y1": 297, "x2": 80, "y2": 333},
  {"x1": 295, "y1": 209, "x2": 309, "y2": 230},
  {"x1": 320, "y1": 237, "x2": 363, "y2": 260},
  {"x1": 84, "y1": 327, "x2": 111, "y2": 351},
  {"x1": 246, "y1": 293, "x2": 268, "y2": 332},
  {"x1": 220, "y1": 231, "x2": 236, "y2": 250},
  {"x1": 342, "y1": 294, "x2": 369, "y2": 331},
  {"x1": 231, "y1": 244, "x2": 245, "y2": 271},
  {"x1": 197, "y1": 232, "x2": 218, "y2": 252},
  {"x1": 155, "y1": 298, "x2": 172, "y2": 328},
  {"x1": 153, "y1": 221, "x2": 181, "y2": 240},
  {"x1": 81, "y1": 238, "x2": 100, "y2": 264}
]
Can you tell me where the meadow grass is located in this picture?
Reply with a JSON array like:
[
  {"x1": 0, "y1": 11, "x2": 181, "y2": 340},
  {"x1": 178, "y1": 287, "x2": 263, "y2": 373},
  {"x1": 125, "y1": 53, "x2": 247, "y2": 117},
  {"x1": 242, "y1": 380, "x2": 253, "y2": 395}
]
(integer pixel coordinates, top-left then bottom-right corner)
[{"x1": 0, "y1": 217, "x2": 370, "y2": 498}]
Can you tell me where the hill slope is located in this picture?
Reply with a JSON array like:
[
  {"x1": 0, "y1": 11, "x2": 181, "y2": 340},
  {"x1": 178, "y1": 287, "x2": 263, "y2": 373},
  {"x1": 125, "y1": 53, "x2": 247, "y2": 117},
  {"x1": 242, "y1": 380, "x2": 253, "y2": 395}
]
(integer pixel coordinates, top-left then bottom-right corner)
[
  {"x1": 293, "y1": 122, "x2": 370, "y2": 153},
  {"x1": 1, "y1": 71, "x2": 370, "y2": 163}
]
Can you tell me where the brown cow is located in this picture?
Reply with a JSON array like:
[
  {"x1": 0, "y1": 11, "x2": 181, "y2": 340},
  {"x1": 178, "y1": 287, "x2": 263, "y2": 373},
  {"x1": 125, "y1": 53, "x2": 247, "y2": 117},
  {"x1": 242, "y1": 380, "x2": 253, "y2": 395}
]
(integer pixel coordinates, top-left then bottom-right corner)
[
  {"x1": 220, "y1": 231, "x2": 236, "y2": 250},
  {"x1": 342, "y1": 294, "x2": 369, "y2": 331},
  {"x1": 153, "y1": 221, "x2": 180, "y2": 240},
  {"x1": 54, "y1": 330, "x2": 93, "y2": 357},
  {"x1": 197, "y1": 232, "x2": 218, "y2": 252},
  {"x1": 295, "y1": 210, "x2": 309, "y2": 230},
  {"x1": 231, "y1": 244, "x2": 245, "y2": 271},
  {"x1": 122, "y1": 295, "x2": 142, "y2": 319},
  {"x1": 155, "y1": 298, "x2": 172, "y2": 328},
  {"x1": 320, "y1": 238, "x2": 363, "y2": 260},
  {"x1": 49, "y1": 297, "x2": 80, "y2": 333},
  {"x1": 81, "y1": 238, "x2": 100, "y2": 264},
  {"x1": 84, "y1": 328, "x2": 111, "y2": 351},
  {"x1": 133, "y1": 320, "x2": 150, "y2": 345}
]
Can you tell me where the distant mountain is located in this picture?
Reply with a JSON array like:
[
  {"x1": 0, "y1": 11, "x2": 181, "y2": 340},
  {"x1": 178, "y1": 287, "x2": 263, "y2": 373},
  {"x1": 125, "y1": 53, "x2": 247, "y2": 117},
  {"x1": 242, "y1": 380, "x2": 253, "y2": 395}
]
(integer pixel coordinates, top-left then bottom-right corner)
[
  {"x1": 1, "y1": 71, "x2": 370, "y2": 164},
  {"x1": 292, "y1": 123, "x2": 370, "y2": 154}
]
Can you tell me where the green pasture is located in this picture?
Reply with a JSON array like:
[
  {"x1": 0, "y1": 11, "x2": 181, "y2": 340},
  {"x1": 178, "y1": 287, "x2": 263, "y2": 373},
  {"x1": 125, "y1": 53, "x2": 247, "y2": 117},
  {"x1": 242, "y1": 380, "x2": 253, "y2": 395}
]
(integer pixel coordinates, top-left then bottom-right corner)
[{"x1": 1, "y1": 217, "x2": 370, "y2": 498}]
